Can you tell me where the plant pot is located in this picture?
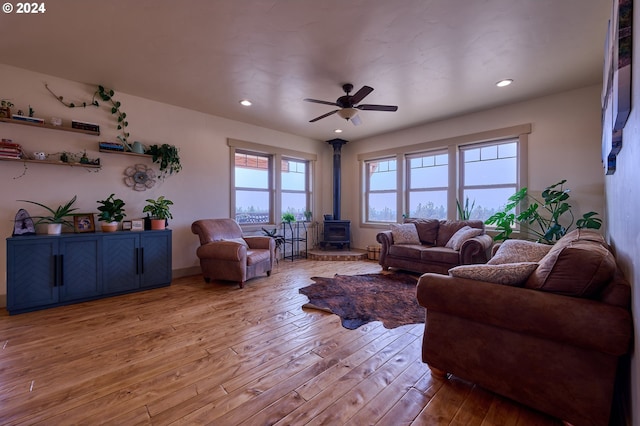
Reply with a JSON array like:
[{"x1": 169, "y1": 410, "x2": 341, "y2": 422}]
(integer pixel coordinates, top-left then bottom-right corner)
[
  {"x1": 47, "y1": 223, "x2": 62, "y2": 235},
  {"x1": 101, "y1": 221, "x2": 118, "y2": 232},
  {"x1": 150, "y1": 218, "x2": 166, "y2": 230}
]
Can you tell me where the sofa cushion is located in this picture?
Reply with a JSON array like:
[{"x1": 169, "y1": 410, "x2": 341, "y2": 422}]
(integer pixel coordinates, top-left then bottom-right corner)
[
  {"x1": 444, "y1": 225, "x2": 483, "y2": 250},
  {"x1": 437, "y1": 220, "x2": 484, "y2": 246},
  {"x1": 246, "y1": 249, "x2": 271, "y2": 265},
  {"x1": 403, "y1": 218, "x2": 439, "y2": 245},
  {"x1": 488, "y1": 239, "x2": 552, "y2": 265},
  {"x1": 390, "y1": 223, "x2": 421, "y2": 244},
  {"x1": 449, "y1": 262, "x2": 539, "y2": 286},
  {"x1": 388, "y1": 243, "x2": 425, "y2": 260},
  {"x1": 525, "y1": 239, "x2": 616, "y2": 297},
  {"x1": 421, "y1": 246, "x2": 460, "y2": 264}
]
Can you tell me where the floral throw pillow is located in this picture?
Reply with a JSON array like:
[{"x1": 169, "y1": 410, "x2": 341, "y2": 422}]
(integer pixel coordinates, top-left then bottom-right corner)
[
  {"x1": 488, "y1": 239, "x2": 552, "y2": 265},
  {"x1": 390, "y1": 223, "x2": 421, "y2": 245},
  {"x1": 444, "y1": 226, "x2": 483, "y2": 250},
  {"x1": 449, "y1": 262, "x2": 539, "y2": 286}
]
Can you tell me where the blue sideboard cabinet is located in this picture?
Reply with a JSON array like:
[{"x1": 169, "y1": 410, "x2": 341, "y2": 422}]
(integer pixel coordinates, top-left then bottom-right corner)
[{"x1": 6, "y1": 229, "x2": 172, "y2": 315}]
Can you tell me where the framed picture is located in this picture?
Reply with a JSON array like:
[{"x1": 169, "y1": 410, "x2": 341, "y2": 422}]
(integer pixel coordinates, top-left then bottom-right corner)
[
  {"x1": 122, "y1": 220, "x2": 132, "y2": 231},
  {"x1": 131, "y1": 219, "x2": 144, "y2": 231},
  {"x1": 73, "y1": 214, "x2": 95, "y2": 233}
]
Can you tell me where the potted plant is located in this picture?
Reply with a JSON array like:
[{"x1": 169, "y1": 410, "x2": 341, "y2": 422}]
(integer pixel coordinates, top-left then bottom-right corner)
[
  {"x1": 147, "y1": 144, "x2": 182, "y2": 179},
  {"x1": 281, "y1": 212, "x2": 295, "y2": 223},
  {"x1": 485, "y1": 179, "x2": 602, "y2": 243},
  {"x1": 143, "y1": 196, "x2": 173, "y2": 230},
  {"x1": 18, "y1": 195, "x2": 78, "y2": 234},
  {"x1": 96, "y1": 194, "x2": 126, "y2": 232}
]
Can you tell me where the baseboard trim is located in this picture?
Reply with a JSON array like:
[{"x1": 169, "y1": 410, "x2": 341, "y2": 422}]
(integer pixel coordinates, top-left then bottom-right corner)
[{"x1": 172, "y1": 266, "x2": 201, "y2": 279}]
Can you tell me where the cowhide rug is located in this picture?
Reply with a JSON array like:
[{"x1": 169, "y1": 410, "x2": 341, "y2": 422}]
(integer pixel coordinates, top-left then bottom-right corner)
[{"x1": 299, "y1": 272, "x2": 424, "y2": 330}]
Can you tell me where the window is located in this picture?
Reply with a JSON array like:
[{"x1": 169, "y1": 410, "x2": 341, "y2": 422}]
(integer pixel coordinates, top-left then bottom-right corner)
[
  {"x1": 407, "y1": 151, "x2": 448, "y2": 219},
  {"x1": 234, "y1": 151, "x2": 272, "y2": 224},
  {"x1": 230, "y1": 140, "x2": 315, "y2": 227},
  {"x1": 358, "y1": 124, "x2": 529, "y2": 226},
  {"x1": 365, "y1": 158, "x2": 397, "y2": 222},
  {"x1": 281, "y1": 158, "x2": 309, "y2": 221},
  {"x1": 460, "y1": 140, "x2": 518, "y2": 221}
]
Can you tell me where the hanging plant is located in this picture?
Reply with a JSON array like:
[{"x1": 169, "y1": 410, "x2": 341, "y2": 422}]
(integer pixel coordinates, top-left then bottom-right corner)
[
  {"x1": 45, "y1": 83, "x2": 131, "y2": 149},
  {"x1": 147, "y1": 143, "x2": 182, "y2": 179}
]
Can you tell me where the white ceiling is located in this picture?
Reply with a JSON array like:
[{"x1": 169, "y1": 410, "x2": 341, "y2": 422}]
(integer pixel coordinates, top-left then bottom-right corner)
[{"x1": 0, "y1": 0, "x2": 609, "y2": 142}]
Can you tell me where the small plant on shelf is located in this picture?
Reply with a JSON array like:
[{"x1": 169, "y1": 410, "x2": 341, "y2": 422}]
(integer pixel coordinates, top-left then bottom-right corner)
[
  {"x1": 96, "y1": 194, "x2": 126, "y2": 232},
  {"x1": 281, "y1": 212, "x2": 295, "y2": 223},
  {"x1": 18, "y1": 195, "x2": 78, "y2": 234},
  {"x1": 143, "y1": 196, "x2": 173, "y2": 230}
]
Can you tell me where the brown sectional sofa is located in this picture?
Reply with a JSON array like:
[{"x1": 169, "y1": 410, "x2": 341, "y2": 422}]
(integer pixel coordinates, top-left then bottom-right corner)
[
  {"x1": 376, "y1": 219, "x2": 493, "y2": 274},
  {"x1": 416, "y1": 229, "x2": 632, "y2": 426}
]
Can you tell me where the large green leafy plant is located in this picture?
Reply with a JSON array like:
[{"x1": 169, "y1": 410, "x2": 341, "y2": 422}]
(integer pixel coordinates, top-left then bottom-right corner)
[{"x1": 485, "y1": 180, "x2": 602, "y2": 244}]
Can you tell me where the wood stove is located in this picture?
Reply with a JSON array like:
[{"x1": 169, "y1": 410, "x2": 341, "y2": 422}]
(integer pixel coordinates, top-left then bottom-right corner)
[
  {"x1": 321, "y1": 220, "x2": 351, "y2": 249},
  {"x1": 320, "y1": 139, "x2": 351, "y2": 250}
]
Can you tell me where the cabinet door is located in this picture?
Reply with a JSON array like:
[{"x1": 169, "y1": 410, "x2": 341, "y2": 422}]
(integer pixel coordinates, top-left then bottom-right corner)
[
  {"x1": 59, "y1": 236, "x2": 102, "y2": 301},
  {"x1": 7, "y1": 239, "x2": 59, "y2": 313},
  {"x1": 140, "y1": 231, "x2": 172, "y2": 288},
  {"x1": 102, "y1": 234, "x2": 140, "y2": 293}
]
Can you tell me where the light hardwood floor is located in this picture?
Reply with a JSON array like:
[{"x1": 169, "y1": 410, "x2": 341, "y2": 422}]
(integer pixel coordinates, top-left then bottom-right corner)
[{"x1": 0, "y1": 259, "x2": 562, "y2": 425}]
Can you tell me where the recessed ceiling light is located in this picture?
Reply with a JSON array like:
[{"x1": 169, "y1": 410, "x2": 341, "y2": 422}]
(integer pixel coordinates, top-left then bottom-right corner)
[
  {"x1": 239, "y1": 99, "x2": 252, "y2": 106},
  {"x1": 334, "y1": 129, "x2": 343, "y2": 133},
  {"x1": 496, "y1": 79, "x2": 513, "y2": 87}
]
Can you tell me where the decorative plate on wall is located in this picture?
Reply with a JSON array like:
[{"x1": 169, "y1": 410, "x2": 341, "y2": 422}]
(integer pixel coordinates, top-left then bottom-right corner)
[{"x1": 124, "y1": 164, "x2": 156, "y2": 191}]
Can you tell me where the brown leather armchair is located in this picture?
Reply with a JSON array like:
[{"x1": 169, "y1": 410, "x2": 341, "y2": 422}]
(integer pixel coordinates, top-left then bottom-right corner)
[{"x1": 191, "y1": 218, "x2": 275, "y2": 288}]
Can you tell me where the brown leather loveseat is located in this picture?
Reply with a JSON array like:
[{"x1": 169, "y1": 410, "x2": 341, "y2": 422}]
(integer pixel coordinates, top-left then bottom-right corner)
[
  {"x1": 376, "y1": 219, "x2": 493, "y2": 274},
  {"x1": 416, "y1": 229, "x2": 632, "y2": 426}
]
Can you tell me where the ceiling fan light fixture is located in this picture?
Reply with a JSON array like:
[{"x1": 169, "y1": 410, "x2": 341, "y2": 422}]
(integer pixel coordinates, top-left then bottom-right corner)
[
  {"x1": 337, "y1": 107, "x2": 358, "y2": 120},
  {"x1": 334, "y1": 129, "x2": 343, "y2": 133}
]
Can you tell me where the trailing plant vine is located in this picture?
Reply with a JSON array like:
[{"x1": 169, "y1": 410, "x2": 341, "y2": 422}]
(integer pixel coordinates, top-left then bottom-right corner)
[
  {"x1": 46, "y1": 83, "x2": 130, "y2": 149},
  {"x1": 45, "y1": 84, "x2": 182, "y2": 178}
]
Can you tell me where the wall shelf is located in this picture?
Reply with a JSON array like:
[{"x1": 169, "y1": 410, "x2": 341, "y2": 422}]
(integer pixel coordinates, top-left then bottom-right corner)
[
  {"x1": 0, "y1": 156, "x2": 101, "y2": 169},
  {"x1": 0, "y1": 117, "x2": 100, "y2": 136},
  {"x1": 98, "y1": 148, "x2": 151, "y2": 158}
]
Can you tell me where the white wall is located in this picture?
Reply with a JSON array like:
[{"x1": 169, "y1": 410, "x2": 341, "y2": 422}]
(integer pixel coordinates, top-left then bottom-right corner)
[
  {"x1": 0, "y1": 63, "x2": 326, "y2": 301},
  {"x1": 604, "y1": 4, "x2": 640, "y2": 422},
  {"x1": 342, "y1": 85, "x2": 605, "y2": 250}
]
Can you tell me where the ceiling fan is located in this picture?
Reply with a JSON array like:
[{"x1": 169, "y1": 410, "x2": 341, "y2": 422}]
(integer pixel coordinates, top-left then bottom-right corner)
[{"x1": 304, "y1": 83, "x2": 398, "y2": 126}]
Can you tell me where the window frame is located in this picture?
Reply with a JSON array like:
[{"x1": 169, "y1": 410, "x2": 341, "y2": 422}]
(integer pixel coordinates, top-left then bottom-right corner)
[
  {"x1": 357, "y1": 124, "x2": 530, "y2": 228},
  {"x1": 364, "y1": 156, "x2": 399, "y2": 223},
  {"x1": 228, "y1": 139, "x2": 317, "y2": 231},
  {"x1": 406, "y1": 149, "x2": 449, "y2": 220}
]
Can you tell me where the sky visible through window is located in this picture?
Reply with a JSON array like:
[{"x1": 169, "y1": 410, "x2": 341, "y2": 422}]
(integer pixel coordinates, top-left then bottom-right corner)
[{"x1": 368, "y1": 141, "x2": 517, "y2": 222}]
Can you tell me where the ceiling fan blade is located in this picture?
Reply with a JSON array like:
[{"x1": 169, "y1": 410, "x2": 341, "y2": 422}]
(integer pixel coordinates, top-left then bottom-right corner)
[
  {"x1": 357, "y1": 104, "x2": 398, "y2": 112},
  {"x1": 351, "y1": 114, "x2": 362, "y2": 126},
  {"x1": 350, "y1": 85, "x2": 374, "y2": 104},
  {"x1": 304, "y1": 98, "x2": 339, "y2": 106},
  {"x1": 309, "y1": 109, "x2": 339, "y2": 122}
]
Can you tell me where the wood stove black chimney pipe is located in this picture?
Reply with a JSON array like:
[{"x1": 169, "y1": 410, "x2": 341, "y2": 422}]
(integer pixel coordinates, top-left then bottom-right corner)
[{"x1": 326, "y1": 138, "x2": 348, "y2": 220}]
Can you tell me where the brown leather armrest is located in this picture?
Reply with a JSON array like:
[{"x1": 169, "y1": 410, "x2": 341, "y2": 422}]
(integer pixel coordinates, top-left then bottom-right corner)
[
  {"x1": 244, "y1": 236, "x2": 275, "y2": 250},
  {"x1": 459, "y1": 233, "x2": 493, "y2": 263},
  {"x1": 417, "y1": 273, "x2": 632, "y2": 355},
  {"x1": 196, "y1": 241, "x2": 246, "y2": 261}
]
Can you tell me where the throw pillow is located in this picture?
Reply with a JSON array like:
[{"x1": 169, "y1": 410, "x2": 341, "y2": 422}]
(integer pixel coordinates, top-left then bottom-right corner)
[
  {"x1": 444, "y1": 225, "x2": 483, "y2": 250},
  {"x1": 222, "y1": 237, "x2": 249, "y2": 248},
  {"x1": 390, "y1": 223, "x2": 421, "y2": 245},
  {"x1": 449, "y1": 262, "x2": 539, "y2": 286},
  {"x1": 488, "y1": 239, "x2": 553, "y2": 265},
  {"x1": 525, "y1": 240, "x2": 616, "y2": 298}
]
